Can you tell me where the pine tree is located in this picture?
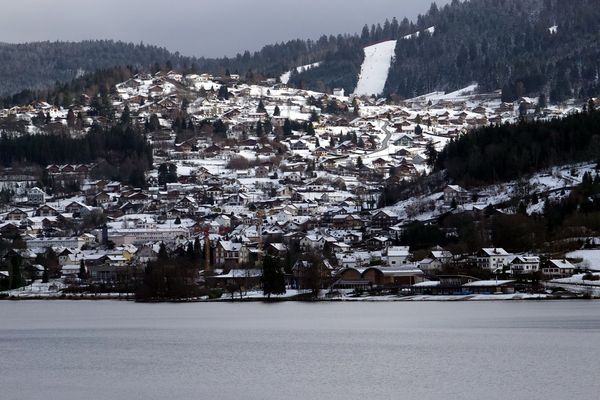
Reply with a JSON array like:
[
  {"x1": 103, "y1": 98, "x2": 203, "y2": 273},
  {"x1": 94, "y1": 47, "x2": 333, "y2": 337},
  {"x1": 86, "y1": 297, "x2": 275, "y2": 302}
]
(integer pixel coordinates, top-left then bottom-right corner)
[
  {"x1": 121, "y1": 103, "x2": 131, "y2": 125},
  {"x1": 66, "y1": 108, "x2": 76, "y2": 128},
  {"x1": 78, "y1": 259, "x2": 87, "y2": 280},
  {"x1": 257, "y1": 100, "x2": 267, "y2": 114},
  {"x1": 283, "y1": 119, "x2": 292, "y2": 136},
  {"x1": 218, "y1": 84, "x2": 230, "y2": 100},
  {"x1": 261, "y1": 254, "x2": 286, "y2": 299},
  {"x1": 425, "y1": 141, "x2": 438, "y2": 167}
]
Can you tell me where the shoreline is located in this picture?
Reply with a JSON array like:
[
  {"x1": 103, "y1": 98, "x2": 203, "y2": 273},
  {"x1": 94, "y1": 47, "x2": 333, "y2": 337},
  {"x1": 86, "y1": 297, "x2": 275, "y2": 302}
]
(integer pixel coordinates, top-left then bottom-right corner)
[{"x1": 2, "y1": 292, "x2": 598, "y2": 302}]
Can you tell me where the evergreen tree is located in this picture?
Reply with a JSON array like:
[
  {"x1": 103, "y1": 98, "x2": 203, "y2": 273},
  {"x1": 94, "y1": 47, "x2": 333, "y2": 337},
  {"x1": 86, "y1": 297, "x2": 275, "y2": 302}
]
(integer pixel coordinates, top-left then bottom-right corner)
[
  {"x1": 257, "y1": 100, "x2": 267, "y2": 114},
  {"x1": 283, "y1": 119, "x2": 293, "y2": 136},
  {"x1": 66, "y1": 108, "x2": 76, "y2": 128},
  {"x1": 121, "y1": 103, "x2": 131, "y2": 125},
  {"x1": 356, "y1": 156, "x2": 364, "y2": 169},
  {"x1": 78, "y1": 259, "x2": 87, "y2": 280},
  {"x1": 9, "y1": 255, "x2": 23, "y2": 289},
  {"x1": 261, "y1": 254, "x2": 286, "y2": 299},
  {"x1": 217, "y1": 84, "x2": 230, "y2": 100},
  {"x1": 425, "y1": 141, "x2": 438, "y2": 167}
]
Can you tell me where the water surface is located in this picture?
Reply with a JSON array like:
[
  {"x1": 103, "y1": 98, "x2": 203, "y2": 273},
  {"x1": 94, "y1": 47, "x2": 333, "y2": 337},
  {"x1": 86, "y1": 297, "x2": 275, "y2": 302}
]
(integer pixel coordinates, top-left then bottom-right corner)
[{"x1": 1, "y1": 301, "x2": 599, "y2": 400}]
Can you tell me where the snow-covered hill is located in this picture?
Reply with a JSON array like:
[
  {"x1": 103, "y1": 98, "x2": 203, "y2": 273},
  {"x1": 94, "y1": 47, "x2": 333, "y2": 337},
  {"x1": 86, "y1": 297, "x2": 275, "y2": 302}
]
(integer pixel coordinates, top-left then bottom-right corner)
[
  {"x1": 353, "y1": 40, "x2": 397, "y2": 97},
  {"x1": 280, "y1": 62, "x2": 321, "y2": 84}
]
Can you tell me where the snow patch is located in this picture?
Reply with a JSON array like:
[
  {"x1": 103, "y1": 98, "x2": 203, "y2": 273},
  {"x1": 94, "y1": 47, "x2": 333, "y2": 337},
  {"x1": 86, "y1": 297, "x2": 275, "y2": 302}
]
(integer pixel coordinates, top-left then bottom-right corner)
[
  {"x1": 280, "y1": 62, "x2": 321, "y2": 84},
  {"x1": 403, "y1": 26, "x2": 436, "y2": 40},
  {"x1": 353, "y1": 40, "x2": 397, "y2": 97}
]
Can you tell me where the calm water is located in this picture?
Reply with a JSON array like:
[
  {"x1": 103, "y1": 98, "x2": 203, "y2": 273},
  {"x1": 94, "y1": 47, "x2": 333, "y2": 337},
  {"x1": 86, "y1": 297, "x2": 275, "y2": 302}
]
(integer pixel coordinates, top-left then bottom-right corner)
[{"x1": 1, "y1": 300, "x2": 599, "y2": 400}]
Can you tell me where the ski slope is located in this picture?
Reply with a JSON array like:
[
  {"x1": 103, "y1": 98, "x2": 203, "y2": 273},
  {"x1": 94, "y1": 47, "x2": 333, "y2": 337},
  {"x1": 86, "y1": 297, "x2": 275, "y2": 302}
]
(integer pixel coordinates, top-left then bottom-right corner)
[
  {"x1": 353, "y1": 40, "x2": 397, "y2": 97},
  {"x1": 280, "y1": 62, "x2": 321, "y2": 84}
]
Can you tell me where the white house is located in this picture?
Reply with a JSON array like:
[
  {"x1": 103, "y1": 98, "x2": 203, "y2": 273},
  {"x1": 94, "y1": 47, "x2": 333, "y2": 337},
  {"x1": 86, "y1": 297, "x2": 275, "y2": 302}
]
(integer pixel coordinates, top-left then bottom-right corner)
[
  {"x1": 476, "y1": 248, "x2": 512, "y2": 271},
  {"x1": 387, "y1": 246, "x2": 411, "y2": 266}
]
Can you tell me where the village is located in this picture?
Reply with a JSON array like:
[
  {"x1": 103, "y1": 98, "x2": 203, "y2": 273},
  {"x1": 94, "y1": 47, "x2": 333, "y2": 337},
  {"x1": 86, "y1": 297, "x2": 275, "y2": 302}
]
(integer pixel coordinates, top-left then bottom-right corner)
[{"x1": 1, "y1": 70, "x2": 599, "y2": 300}]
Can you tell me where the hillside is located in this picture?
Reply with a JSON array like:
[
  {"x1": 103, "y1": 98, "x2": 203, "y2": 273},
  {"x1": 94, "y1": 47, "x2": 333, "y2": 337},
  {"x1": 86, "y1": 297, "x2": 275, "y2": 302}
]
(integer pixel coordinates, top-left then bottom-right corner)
[
  {"x1": 385, "y1": 0, "x2": 600, "y2": 101},
  {"x1": 2, "y1": 0, "x2": 600, "y2": 103},
  {"x1": 0, "y1": 41, "x2": 196, "y2": 96},
  {"x1": 290, "y1": 0, "x2": 600, "y2": 101},
  {"x1": 434, "y1": 106, "x2": 600, "y2": 187}
]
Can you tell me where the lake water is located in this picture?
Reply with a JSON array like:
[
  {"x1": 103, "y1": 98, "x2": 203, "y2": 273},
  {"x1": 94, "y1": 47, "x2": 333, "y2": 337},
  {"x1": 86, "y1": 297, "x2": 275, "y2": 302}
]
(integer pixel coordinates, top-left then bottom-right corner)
[{"x1": 1, "y1": 300, "x2": 599, "y2": 400}]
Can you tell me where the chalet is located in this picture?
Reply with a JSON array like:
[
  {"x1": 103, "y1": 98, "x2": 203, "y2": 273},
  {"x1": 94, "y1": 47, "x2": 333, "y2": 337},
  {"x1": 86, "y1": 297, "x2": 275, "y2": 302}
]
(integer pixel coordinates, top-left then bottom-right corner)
[
  {"x1": 126, "y1": 192, "x2": 149, "y2": 204},
  {"x1": 61, "y1": 164, "x2": 75, "y2": 173},
  {"x1": 371, "y1": 210, "x2": 399, "y2": 230},
  {"x1": 395, "y1": 135, "x2": 414, "y2": 147},
  {"x1": 372, "y1": 158, "x2": 388, "y2": 169},
  {"x1": 313, "y1": 147, "x2": 329, "y2": 157},
  {"x1": 27, "y1": 187, "x2": 47, "y2": 205},
  {"x1": 332, "y1": 214, "x2": 362, "y2": 229},
  {"x1": 6, "y1": 209, "x2": 28, "y2": 222},
  {"x1": 300, "y1": 234, "x2": 325, "y2": 251},
  {"x1": 443, "y1": 185, "x2": 470, "y2": 206},
  {"x1": 215, "y1": 240, "x2": 242, "y2": 267},
  {"x1": 65, "y1": 201, "x2": 92, "y2": 217},
  {"x1": 94, "y1": 192, "x2": 111, "y2": 206},
  {"x1": 543, "y1": 259, "x2": 577, "y2": 279},
  {"x1": 255, "y1": 165, "x2": 270, "y2": 178},
  {"x1": 36, "y1": 205, "x2": 59, "y2": 217}
]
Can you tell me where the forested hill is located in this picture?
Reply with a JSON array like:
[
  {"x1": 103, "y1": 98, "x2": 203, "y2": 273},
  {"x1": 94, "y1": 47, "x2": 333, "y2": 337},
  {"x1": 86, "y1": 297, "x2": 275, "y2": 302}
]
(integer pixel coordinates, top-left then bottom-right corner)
[
  {"x1": 0, "y1": 41, "x2": 196, "y2": 96},
  {"x1": 434, "y1": 104, "x2": 600, "y2": 187},
  {"x1": 0, "y1": 37, "x2": 356, "y2": 98},
  {"x1": 385, "y1": 0, "x2": 600, "y2": 102},
  {"x1": 2, "y1": 0, "x2": 600, "y2": 101}
]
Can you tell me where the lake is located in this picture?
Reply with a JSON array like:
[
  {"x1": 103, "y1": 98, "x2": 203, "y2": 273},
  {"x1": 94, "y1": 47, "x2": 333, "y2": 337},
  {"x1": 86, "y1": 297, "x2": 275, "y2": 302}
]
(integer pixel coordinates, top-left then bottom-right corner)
[{"x1": 1, "y1": 300, "x2": 599, "y2": 400}]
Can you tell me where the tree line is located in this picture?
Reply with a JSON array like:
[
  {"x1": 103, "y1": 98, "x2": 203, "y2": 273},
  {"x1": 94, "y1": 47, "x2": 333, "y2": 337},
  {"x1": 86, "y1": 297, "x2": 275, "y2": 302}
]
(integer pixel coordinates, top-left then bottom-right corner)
[
  {"x1": 435, "y1": 107, "x2": 600, "y2": 187},
  {"x1": 0, "y1": 123, "x2": 153, "y2": 187}
]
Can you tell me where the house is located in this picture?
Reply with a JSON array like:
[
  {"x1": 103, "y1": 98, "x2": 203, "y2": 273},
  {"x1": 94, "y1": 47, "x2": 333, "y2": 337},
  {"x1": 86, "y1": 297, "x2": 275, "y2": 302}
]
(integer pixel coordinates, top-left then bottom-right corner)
[
  {"x1": 6, "y1": 209, "x2": 28, "y2": 222},
  {"x1": 36, "y1": 205, "x2": 59, "y2": 217},
  {"x1": 371, "y1": 210, "x2": 399, "y2": 230},
  {"x1": 292, "y1": 259, "x2": 333, "y2": 290},
  {"x1": 386, "y1": 246, "x2": 411, "y2": 266},
  {"x1": 64, "y1": 201, "x2": 92, "y2": 217},
  {"x1": 27, "y1": 187, "x2": 47, "y2": 205},
  {"x1": 510, "y1": 256, "x2": 540, "y2": 276},
  {"x1": 215, "y1": 240, "x2": 242, "y2": 267},
  {"x1": 443, "y1": 185, "x2": 470, "y2": 206},
  {"x1": 94, "y1": 192, "x2": 112, "y2": 207},
  {"x1": 332, "y1": 88, "x2": 345, "y2": 97},
  {"x1": 476, "y1": 248, "x2": 512, "y2": 271},
  {"x1": 543, "y1": 259, "x2": 577, "y2": 279},
  {"x1": 255, "y1": 165, "x2": 270, "y2": 178},
  {"x1": 300, "y1": 235, "x2": 325, "y2": 251}
]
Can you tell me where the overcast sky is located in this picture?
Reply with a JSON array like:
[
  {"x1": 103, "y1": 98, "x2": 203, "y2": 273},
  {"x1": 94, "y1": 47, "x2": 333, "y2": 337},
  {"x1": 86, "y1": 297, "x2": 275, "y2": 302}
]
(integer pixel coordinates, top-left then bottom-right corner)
[{"x1": 0, "y1": 0, "x2": 450, "y2": 57}]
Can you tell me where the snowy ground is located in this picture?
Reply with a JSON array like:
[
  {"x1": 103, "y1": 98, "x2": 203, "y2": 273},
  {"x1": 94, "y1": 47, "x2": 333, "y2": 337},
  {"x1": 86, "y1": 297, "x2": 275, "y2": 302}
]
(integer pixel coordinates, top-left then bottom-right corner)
[
  {"x1": 566, "y1": 250, "x2": 600, "y2": 270},
  {"x1": 354, "y1": 40, "x2": 397, "y2": 97},
  {"x1": 402, "y1": 26, "x2": 436, "y2": 40},
  {"x1": 280, "y1": 62, "x2": 321, "y2": 85}
]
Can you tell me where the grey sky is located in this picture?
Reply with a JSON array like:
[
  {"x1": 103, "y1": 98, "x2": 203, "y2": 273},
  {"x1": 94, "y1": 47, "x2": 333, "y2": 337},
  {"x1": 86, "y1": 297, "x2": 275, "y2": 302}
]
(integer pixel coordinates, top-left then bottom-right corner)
[{"x1": 0, "y1": 0, "x2": 450, "y2": 57}]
